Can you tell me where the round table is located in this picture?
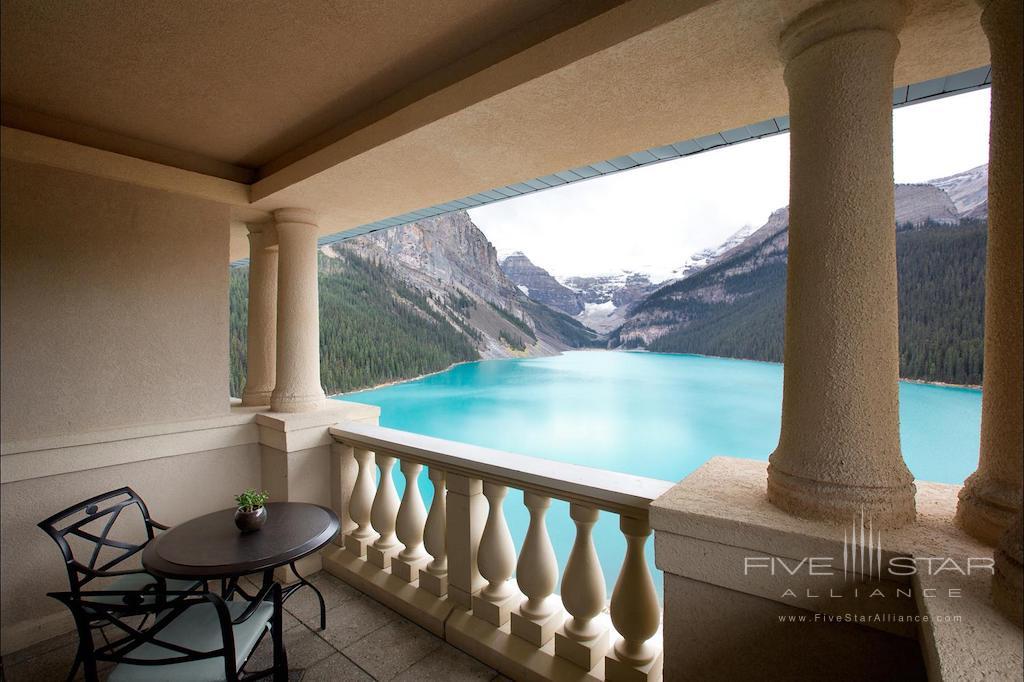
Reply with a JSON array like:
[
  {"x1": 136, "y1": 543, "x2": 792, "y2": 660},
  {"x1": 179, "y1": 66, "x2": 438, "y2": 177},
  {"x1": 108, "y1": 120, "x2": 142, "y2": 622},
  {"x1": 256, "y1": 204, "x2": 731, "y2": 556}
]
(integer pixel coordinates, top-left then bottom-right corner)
[{"x1": 143, "y1": 502, "x2": 339, "y2": 629}]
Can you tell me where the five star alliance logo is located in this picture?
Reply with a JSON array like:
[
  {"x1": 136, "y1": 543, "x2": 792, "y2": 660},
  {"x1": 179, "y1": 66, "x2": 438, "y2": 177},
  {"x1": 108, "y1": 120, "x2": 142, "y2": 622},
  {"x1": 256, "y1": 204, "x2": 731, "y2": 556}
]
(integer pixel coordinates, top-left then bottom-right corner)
[{"x1": 843, "y1": 509, "x2": 883, "y2": 581}]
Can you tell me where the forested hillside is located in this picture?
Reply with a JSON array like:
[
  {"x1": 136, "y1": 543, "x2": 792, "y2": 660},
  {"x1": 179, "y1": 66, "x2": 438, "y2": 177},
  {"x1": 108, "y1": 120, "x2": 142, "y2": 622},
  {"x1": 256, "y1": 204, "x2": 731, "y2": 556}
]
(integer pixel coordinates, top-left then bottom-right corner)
[
  {"x1": 639, "y1": 219, "x2": 986, "y2": 385},
  {"x1": 229, "y1": 252, "x2": 480, "y2": 397},
  {"x1": 229, "y1": 212, "x2": 597, "y2": 397}
]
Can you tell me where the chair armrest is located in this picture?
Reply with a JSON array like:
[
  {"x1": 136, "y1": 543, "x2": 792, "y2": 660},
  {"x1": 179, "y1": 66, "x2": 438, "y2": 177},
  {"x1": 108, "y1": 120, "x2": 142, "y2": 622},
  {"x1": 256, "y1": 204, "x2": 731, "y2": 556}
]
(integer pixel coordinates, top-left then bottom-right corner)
[
  {"x1": 147, "y1": 519, "x2": 171, "y2": 531},
  {"x1": 231, "y1": 582, "x2": 280, "y2": 625}
]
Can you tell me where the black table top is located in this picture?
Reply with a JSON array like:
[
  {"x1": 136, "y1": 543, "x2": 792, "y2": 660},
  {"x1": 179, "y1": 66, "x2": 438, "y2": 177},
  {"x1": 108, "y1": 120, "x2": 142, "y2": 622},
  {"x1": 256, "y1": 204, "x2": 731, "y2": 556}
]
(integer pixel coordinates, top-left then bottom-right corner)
[{"x1": 142, "y1": 502, "x2": 339, "y2": 580}]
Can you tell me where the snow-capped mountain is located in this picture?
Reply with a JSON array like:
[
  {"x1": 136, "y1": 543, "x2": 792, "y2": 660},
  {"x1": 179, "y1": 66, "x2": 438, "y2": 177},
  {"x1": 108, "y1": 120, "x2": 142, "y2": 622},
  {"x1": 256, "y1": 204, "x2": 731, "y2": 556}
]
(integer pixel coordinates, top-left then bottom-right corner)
[{"x1": 930, "y1": 164, "x2": 988, "y2": 219}]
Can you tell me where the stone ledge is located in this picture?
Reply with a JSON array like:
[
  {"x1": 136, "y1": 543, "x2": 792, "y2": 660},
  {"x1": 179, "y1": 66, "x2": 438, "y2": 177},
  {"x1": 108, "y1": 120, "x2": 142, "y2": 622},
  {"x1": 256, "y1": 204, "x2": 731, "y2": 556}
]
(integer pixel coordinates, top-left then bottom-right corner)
[
  {"x1": 322, "y1": 546, "x2": 452, "y2": 637},
  {"x1": 651, "y1": 457, "x2": 1023, "y2": 680},
  {"x1": 255, "y1": 400, "x2": 380, "y2": 432}
]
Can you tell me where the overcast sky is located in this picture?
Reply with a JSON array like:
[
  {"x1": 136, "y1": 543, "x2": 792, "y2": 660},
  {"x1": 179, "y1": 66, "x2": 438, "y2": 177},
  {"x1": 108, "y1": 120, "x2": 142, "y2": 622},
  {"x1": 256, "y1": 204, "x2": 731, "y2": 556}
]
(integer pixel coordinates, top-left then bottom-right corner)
[{"x1": 470, "y1": 88, "x2": 991, "y2": 282}]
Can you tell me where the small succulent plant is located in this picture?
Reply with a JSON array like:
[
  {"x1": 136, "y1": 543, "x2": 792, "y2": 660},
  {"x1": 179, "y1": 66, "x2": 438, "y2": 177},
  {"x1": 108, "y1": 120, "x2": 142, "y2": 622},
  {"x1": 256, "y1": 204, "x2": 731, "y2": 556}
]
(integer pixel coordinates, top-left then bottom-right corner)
[{"x1": 234, "y1": 488, "x2": 269, "y2": 512}]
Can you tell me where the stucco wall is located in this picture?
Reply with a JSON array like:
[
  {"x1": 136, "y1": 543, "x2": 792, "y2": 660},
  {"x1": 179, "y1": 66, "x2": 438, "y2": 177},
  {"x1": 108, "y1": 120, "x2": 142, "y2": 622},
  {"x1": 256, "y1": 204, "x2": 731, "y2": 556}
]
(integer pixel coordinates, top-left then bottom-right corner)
[
  {"x1": 0, "y1": 443, "x2": 262, "y2": 653},
  {"x1": 0, "y1": 158, "x2": 230, "y2": 443}
]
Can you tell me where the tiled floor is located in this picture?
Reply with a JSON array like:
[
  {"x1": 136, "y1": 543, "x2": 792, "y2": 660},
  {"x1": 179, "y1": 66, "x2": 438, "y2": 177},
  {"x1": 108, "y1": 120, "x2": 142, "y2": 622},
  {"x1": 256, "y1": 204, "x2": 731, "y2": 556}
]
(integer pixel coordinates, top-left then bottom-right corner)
[{"x1": 0, "y1": 572, "x2": 511, "y2": 681}]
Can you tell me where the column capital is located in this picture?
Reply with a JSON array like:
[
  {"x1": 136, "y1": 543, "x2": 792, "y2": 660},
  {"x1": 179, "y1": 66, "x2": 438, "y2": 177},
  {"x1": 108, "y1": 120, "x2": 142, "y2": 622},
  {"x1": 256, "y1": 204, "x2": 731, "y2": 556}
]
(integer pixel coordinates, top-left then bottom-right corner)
[
  {"x1": 245, "y1": 222, "x2": 278, "y2": 248},
  {"x1": 778, "y1": 0, "x2": 907, "y2": 64},
  {"x1": 273, "y1": 207, "x2": 318, "y2": 227}
]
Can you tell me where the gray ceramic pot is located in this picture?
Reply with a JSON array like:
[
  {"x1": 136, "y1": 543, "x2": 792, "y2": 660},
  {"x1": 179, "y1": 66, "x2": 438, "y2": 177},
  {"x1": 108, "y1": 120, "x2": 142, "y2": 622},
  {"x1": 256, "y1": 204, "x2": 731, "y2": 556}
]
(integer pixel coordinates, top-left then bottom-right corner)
[{"x1": 234, "y1": 506, "x2": 267, "y2": 533}]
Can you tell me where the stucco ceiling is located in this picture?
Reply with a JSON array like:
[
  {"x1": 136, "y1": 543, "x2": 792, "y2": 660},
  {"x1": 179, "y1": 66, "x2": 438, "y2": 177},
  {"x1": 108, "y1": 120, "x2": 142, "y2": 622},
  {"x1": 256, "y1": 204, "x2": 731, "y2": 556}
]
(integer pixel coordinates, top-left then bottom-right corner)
[
  {"x1": 0, "y1": 0, "x2": 991, "y2": 262},
  {"x1": 0, "y1": 0, "x2": 574, "y2": 171}
]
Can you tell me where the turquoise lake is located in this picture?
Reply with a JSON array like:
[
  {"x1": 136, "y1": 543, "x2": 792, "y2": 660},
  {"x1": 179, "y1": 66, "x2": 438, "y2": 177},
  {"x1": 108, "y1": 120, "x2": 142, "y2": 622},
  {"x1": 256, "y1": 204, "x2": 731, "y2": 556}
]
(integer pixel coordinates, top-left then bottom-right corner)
[{"x1": 337, "y1": 350, "x2": 983, "y2": 599}]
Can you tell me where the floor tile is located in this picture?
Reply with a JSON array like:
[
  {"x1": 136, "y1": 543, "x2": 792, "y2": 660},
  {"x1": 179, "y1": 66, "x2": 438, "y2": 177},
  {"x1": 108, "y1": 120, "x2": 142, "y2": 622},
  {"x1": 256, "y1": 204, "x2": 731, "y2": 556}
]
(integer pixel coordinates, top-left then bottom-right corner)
[
  {"x1": 285, "y1": 574, "x2": 361, "y2": 626},
  {"x1": 247, "y1": 624, "x2": 334, "y2": 674},
  {"x1": 301, "y1": 652, "x2": 374, "y2": 682},
  {"x1": 0, "y1": 630, "x2": 77, "y2": 667},
  {"x1": 317, "y1": 594, "x2": 401, "y2": 651},
  {"x1": 342, "y1": 618, "x2": 444, "y2": 680},
  {"x1": 393, "y1": 642, "x2": 495, "y2": 681},
  {"x1": 2, "y1": 639, "x2": 89, "y2": 682}
]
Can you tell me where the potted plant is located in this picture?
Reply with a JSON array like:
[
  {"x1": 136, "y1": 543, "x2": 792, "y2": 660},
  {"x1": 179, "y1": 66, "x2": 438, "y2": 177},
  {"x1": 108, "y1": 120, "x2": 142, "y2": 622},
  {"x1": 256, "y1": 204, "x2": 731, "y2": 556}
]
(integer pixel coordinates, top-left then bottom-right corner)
[{"x1": 234, "y1": 488, "x2": 269, "y2": 533}]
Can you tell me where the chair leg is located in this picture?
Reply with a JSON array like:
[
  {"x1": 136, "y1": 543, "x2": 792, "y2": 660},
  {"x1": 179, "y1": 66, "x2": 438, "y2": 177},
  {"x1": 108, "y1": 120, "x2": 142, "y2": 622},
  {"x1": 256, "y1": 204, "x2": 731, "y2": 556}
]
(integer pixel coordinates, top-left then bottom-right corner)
[{"x1": 272, "y1": 594, "x2": 288, "y2": 682}]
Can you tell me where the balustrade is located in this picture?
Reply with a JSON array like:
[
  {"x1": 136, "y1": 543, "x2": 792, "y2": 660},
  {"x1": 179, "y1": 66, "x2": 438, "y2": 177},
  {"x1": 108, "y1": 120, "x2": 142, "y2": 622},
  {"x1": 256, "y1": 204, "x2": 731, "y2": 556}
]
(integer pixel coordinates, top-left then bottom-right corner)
[{"x1": 330, "y1": 424, "x2": 670, "y2": 681}]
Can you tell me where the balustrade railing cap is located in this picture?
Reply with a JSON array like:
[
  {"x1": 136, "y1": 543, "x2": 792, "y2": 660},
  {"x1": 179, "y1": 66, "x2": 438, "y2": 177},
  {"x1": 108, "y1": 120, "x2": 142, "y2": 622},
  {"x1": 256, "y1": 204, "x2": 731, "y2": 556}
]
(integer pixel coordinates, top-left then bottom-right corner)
[{"x1": 330, "y1": 423, "x2": 674, "y2": 517}]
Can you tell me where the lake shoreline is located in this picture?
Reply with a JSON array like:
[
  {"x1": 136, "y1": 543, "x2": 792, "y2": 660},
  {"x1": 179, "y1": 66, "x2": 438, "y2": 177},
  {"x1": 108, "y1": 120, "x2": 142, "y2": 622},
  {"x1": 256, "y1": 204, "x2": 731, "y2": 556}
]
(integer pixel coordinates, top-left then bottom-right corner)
[{"x1": 331, "y1": 348, "x2": 981, "y2": 398}]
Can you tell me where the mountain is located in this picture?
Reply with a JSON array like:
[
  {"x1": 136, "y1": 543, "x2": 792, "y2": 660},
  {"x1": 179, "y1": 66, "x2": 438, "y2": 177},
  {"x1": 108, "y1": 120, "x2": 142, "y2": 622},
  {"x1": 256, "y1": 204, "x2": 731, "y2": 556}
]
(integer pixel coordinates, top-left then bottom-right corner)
[
  {"x1": 673, "y1": 222, "x2": 762, "y2": 279},
  {"x1": 500, "y1": 252, "x2": 584, "y2": 315},
  {"x1": 614, "y1": 165, "x2": 988, "y2": 385},
  {"x1": 931, "y1": 164, "x2": 988, "y2": 219},
  {"x1": 560, "y1": 272, "x2": 659, "y2": 333},
  {"x1": 229, "y1": 211, "x2": 597, "y2": 396}
]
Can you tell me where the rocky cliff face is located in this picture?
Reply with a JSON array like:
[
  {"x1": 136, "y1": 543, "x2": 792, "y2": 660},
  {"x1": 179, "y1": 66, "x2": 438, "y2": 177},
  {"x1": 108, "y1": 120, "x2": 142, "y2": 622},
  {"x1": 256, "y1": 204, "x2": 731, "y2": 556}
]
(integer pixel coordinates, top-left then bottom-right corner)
[
  {"x1": 615, "y1": 165, "x2": 988, "y2": 348},
  {"x1": 331, "y1": 211, "x2": 596, "y2": 359},
  {"x1": 561, "y1": 272, "x2": 658, "y2": 334},
  {"x1": 500, "y1": 252, "x2": 584, "y2": 315}
]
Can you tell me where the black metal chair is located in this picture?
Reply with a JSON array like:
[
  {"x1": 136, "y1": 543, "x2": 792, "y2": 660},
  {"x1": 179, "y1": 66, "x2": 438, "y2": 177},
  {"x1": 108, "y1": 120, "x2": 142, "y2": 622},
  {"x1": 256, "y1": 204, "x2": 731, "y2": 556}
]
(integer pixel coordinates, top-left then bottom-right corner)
[
  {"x1": 38, "y1": 487, "x2": 203, "y2": 679},
  {"x1": 49, "y1": 584, "x2": 288, "y2": 682}
]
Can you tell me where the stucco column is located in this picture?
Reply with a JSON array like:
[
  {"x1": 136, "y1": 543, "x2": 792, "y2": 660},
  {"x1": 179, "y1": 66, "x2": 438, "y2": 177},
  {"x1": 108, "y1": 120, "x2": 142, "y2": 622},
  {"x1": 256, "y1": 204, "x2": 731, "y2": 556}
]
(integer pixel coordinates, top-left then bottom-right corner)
[
  {"x1": 269, "y1": 208, "x2": 325, "y2": 412},
  {"x1": 766, "y1": 0, "x2": 916, "y2": 528},
  {"x1": 992, "y1": 509, "x2": 1023, "y2": 627},
  {"x1": 240, "y1": 224, "x2": 278, "y2": 406},
  {"x1": 956, "y1": 0, "x2": 1023, "y2": 546}
]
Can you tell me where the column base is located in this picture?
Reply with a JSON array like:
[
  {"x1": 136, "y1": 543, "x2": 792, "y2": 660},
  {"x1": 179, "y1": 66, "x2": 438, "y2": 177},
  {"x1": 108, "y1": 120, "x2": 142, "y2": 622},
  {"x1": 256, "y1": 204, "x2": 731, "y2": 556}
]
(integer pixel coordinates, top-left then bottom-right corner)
[
  {"x1": 511, "y1": 605, "x2": 564, "y2": 646},
  {"x1": 992, "y1": 513, "x2": 1023, "y2": 628},
  {"x1": 448, "y1": 586, "x2": 475, "y2": 610},
  {"x1": 956, "y1": 472, "x2": 1020, "y2": 546},
  {"x1": 993, "y1": 549, "x2": 1023, "y2": 628},
  {"x1": 366, "y1": 543, "x2": 400, "y2": 570},
  {"x1": 555, "y1": 621, "x2": 610, "y2": 670},
  {"x1": 472, "y1": 589, "x2": 519, "y2": 627},
  {"x1": 605, "y1": 647, "x2": 663, "y2": 682},
  {"x1": 420, "y1": 569, "x2": 448, "y2": 596},
  {"x1": 767, "y1": 463, "x2": 916, "y2": 529},
  {"x1": 240, "y1": 388, "x2": 272, "y2": 407},
  {"x1": 391, "y1": 554, "x2": 429, "y2": 583},
  {"x1": 270, "y1": 391, "x2": 325, "y2": 413},
  {"x1": 344, "y1": 532, "x2": 376, "y2": 559}
]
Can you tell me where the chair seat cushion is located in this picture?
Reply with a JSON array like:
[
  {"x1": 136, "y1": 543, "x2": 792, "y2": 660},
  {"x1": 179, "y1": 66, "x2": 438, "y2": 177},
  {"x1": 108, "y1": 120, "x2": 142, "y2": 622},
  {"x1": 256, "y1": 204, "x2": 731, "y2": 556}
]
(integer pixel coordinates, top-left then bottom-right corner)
[
  {"x1": 107, "y1": 601, "x2": 273, "y2": 682},
  {"x1": 89, "y1": 573, "x2": 201, "y2": 606}
]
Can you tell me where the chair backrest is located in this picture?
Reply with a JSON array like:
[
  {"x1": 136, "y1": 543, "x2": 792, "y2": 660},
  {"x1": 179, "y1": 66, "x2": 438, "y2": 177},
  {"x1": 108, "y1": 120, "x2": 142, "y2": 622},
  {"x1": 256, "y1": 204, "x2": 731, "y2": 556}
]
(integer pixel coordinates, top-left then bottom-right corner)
[
  {"x1": 50, "y1": 589, "x2": 241, "y2": 682},
  {"x1": 38, "y1": 487, "x2": 160, "y2": 591}
]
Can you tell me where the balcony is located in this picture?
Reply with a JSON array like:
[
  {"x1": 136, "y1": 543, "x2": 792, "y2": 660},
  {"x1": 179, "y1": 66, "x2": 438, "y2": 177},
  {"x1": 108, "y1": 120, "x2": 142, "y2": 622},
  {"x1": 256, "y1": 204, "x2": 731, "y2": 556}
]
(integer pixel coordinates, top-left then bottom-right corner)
[{"x1": 1, "y1": 0, "x2": 1021, "y2": 680}]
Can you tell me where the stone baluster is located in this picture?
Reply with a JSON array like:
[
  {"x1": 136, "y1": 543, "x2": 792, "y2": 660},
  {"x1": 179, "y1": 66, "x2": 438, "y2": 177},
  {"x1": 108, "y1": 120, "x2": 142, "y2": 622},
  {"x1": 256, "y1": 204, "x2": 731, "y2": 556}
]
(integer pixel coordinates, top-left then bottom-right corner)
[
  {"x1": 367, "y1": 453, "x2": 401, "y2": 569},
  {"x1": 329, "y1": 442, "x2": 357, "y2": 548},
  {"x1": 420, "y1": 467, "x2": 449, "y2": 596},
  {"x1": 556, "y1": 503, "x2": 609, "y2": 669},
  {"x1": 345, "y1": 448, "x2": 379, "y2": 558},
  {"x1": 472, "y1": 482, "x2": 519, "y2": 626},
  {"x1": 392, "y1": 460, "x2": 429, "y2": 582},
  {"x1": 512, "y1": 492, "x2": 563, "y2": 645},
  {"x1": 446, "y1": 473, "x2": 487, "y2": 609},
  {"x1": 606, "y1": 516, "x2": 662, "y2": 681}
]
